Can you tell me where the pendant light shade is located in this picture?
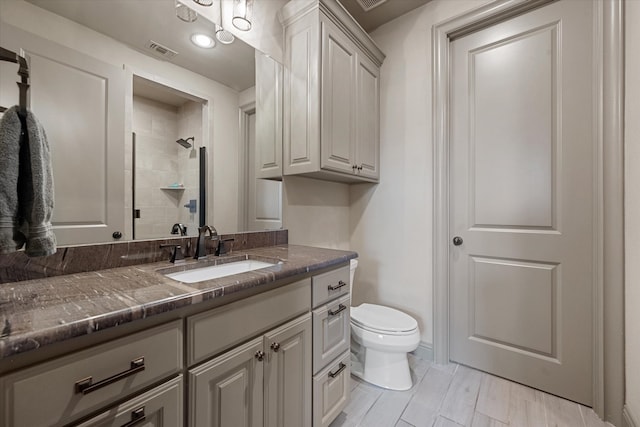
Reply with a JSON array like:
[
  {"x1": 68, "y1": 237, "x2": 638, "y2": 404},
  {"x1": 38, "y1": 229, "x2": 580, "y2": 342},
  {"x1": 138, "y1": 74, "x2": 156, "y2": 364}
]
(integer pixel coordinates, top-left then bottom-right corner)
[
  {"x1": 232, "y1": 0, "x2": 253, "y2": 31},
  {"x1": 176, "y1": 0, "x2": 198, "y2": 22}
]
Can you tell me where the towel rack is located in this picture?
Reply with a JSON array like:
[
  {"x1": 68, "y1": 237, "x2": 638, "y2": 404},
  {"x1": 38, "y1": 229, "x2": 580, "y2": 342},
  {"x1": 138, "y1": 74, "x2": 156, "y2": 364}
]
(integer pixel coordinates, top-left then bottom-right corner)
[{"x1": 0, "y1": 46, "x2": 30, "y2": 114}]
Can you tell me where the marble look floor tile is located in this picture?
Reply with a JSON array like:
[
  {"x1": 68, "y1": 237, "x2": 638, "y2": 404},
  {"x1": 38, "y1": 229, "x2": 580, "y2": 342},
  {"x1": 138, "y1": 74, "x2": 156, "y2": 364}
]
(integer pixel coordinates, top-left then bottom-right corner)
[
  {"x1": 401, "y1": 367, "x2": 455, "y2": 427},
  {"x1": 471, "y1": 412, "x2": 509, "y2": 427},
  {"x1": 544, "y1": 393, "x2": 584, "y2": 427},
  {"x1": 580, "y1": 405, "x2": 605, "y2": 427},
  {"x1": 434, "y1": 416, "x2": 465, "y2": 427},
  {"x1": 476, "y1": 374, "x2": 512, "y2": 424},
  {"x1": 332, "y1": 356, "x2": 603, "y2": 427},
  {"x1": 439, "y1": 365, "x2": 483, "y2": 426},
  {"x1": 359, "y1": 390, "x2": 414, "y2": 427}
]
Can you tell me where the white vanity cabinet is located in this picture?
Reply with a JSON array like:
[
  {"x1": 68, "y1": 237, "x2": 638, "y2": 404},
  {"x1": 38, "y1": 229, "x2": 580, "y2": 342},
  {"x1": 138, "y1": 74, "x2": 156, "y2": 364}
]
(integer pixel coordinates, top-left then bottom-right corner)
[
  {"x1": 311, "y1": 265, "x2": 352, "y2": 427},
  {"x1": 280, "y1": 0, "x2": 384, "y2": 183},
  {"x1": 189, "y1": 314, "x2": 311, "y2": 427},
  {"x1": 0, "y1": 320, "x2": 183, "y2": 427},
  {"x1": 0, "y1": 262, "x2": 354, "y2": 427},
  {"x1": 187, "y1": 278, "x2": 312, "y2": 427},
  {"x1": 75, "y1": 376, "x2": 184, "y2": 427}
]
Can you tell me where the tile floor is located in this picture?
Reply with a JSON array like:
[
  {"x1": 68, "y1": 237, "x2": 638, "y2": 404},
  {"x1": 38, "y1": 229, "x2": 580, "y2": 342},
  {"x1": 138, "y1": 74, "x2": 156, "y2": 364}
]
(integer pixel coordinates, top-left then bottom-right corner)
[{"x1": 329, "y1": 355, "x2": 607, "y2": 427}]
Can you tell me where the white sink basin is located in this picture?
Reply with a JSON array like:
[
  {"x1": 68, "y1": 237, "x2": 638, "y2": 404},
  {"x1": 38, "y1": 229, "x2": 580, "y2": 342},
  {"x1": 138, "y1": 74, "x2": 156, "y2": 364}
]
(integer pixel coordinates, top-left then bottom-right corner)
[{"x1": 164, "y1": 260, "x2": 278, "y2": 284}]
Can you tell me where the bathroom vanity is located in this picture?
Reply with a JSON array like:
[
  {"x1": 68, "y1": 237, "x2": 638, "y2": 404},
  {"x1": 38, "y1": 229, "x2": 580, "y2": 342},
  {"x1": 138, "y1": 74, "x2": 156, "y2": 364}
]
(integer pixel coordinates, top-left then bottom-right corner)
[{"x1": 0, "y1": 244, "x2": 356, "y2": 427}]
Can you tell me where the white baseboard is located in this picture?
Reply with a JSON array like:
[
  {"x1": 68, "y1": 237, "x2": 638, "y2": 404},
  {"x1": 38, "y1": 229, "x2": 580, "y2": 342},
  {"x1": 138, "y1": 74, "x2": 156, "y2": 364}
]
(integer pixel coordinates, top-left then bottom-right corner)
[
  {"x1": 623, "y1": 405, "x2": 639, "y2": 427},
  {"x1": 411, "y1": 341, "x2": 433, "y2": 361}
]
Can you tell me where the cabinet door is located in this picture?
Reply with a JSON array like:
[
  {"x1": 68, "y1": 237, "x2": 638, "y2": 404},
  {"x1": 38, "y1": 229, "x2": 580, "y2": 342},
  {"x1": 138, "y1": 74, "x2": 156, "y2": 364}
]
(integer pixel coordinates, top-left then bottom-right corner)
[
  {"x1": 264, "y1": 314, "x2": 312, "y2": 427},
  {"x1": 189, "y1": 337, "x2": 264, "y2": 427},
  {"x1": 75, "y1": 376, "x2": 183, "y2": 427},
  {"x1": 255, "y1": 51, "x2": 283, "y2": 179},
  {"x1": 355, "y1": 52, "x2": 380, "y2": 180},
  {"x1": 320, "y1": 17, "x2": 357, "y2": 175}
]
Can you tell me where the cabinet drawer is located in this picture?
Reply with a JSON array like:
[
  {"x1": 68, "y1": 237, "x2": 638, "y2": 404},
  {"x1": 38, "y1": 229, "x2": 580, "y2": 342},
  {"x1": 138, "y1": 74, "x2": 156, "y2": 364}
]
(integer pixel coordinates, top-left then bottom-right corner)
[
  {"x1": 312, "y1": 294, "x2": 350, "y2": 374},
  {"x1": 0, "y1": 320, "x2": 182, "y2": 427},
  {"x1": 312, "y1": 351, "x2": 351, "y2": 427},
  {"x1": 75, "y1": 375, "x2": 183, "y2": 427},
  {"x1": 311, "y1": 266, "x2": 349, "y2": 308},
  {"x1": 188, "y1": 279, "x2": 310, "y2": 365}
]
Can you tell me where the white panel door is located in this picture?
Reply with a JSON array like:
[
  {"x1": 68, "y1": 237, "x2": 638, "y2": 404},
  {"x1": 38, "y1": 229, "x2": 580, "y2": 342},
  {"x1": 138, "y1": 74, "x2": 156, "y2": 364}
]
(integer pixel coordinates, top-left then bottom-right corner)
[
  {"x1": 0, "y1": 24, "x2": 125, "y2": 245},
  {"x1": 450, "y1": 0, "x2": 595, "y2": 405}
]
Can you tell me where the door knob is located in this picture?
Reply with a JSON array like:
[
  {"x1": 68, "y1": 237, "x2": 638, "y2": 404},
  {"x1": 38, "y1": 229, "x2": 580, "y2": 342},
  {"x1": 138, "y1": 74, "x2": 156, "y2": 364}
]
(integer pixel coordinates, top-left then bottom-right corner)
[{"x1": 452, "y1": 236, "x2": 463, "y2": 246}]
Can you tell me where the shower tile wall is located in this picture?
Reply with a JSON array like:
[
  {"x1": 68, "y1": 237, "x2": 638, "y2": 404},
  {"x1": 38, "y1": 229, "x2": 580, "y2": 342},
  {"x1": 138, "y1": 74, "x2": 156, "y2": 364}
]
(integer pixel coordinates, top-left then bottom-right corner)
[
  {"x1": 130, "y1": 96, "x2": 200, "y2": 239},
  {"x1": 177, "y1": 100, "x2": 203, "y2": 236}
]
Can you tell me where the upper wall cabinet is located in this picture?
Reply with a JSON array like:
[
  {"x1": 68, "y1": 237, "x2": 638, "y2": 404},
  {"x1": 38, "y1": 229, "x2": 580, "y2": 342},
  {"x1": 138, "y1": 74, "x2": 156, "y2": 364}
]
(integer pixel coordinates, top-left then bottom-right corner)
[
  {"x1": 280, "y1": 0, "x2": 385, "y2": 183},
  {"x1": 255, "y1": 51, "x2": 284, "y2": 180}
]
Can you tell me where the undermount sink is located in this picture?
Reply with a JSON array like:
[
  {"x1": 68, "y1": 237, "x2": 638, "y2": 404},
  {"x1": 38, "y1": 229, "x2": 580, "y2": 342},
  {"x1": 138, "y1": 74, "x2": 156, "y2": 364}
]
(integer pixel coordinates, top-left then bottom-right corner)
[{"x1": 163, "y1": 259, "x2": 279, "y2": 284}]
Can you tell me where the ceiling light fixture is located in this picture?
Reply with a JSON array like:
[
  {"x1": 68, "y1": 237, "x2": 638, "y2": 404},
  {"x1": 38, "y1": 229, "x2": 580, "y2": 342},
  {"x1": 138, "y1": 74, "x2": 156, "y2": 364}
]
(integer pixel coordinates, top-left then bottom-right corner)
[
  {"x1": 176, "y1": 0, "x2": 198, "y2": 22},
  {"x1": 190, "y1": 33, "x2": 216, "y2": 48},
  {"x1": 232, "y1": 0, "x2": 253, "y2": 31},
  {"x1": 192, "y1": 0, "x2": 213, "y2": 5}
]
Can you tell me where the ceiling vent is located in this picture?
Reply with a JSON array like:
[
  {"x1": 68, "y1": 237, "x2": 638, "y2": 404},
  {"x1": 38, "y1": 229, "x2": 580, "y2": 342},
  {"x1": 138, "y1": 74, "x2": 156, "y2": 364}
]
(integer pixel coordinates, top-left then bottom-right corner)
[
  {"x1": 355, "y1": 0, "x2": 388, "y2": 12},
  {"x1": 144, "y1": 40, "x2": 178, "y2": 60}
]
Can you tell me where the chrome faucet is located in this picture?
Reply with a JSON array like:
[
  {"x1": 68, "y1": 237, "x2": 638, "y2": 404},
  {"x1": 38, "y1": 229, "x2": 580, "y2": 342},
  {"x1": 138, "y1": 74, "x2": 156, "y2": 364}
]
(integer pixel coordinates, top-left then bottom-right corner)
[
  {"x1": 194, "y1": 225, "x2": 219, "y2": 259},
  {"x1": 171, "y1": 223, "x2": 187, "y2": 236}
]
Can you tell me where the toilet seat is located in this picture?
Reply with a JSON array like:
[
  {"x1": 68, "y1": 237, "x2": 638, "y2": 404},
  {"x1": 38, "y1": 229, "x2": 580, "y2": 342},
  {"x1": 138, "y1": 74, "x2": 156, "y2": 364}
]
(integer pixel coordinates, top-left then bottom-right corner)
[{"x1": 351, "y1": 303, "x2": 418, "y2": 335}]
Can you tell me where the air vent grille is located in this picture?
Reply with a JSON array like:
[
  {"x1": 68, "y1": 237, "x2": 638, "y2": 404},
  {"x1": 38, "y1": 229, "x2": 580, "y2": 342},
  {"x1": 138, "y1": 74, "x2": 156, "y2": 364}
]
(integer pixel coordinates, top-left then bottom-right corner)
[
  {"x1": 355, "y1": 0, "x2": 388, "y2": 12},
  {"x1": 144, "y1": 40, "x2": 178, "y2": 59}
]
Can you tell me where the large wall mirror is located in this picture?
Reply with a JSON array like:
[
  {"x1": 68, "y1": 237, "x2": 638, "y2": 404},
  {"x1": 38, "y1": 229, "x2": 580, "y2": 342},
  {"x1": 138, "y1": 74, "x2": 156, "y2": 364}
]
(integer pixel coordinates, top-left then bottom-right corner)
[{"x1": 0, "y1": 0, "x2": 283, "y2": 246}]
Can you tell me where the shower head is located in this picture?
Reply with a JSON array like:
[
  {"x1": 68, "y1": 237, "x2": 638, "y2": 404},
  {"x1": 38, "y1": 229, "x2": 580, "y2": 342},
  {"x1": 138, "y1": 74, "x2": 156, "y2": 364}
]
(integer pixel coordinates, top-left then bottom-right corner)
[{"x1": 176, "y1": 137, "x2": 194, "y2": 149}]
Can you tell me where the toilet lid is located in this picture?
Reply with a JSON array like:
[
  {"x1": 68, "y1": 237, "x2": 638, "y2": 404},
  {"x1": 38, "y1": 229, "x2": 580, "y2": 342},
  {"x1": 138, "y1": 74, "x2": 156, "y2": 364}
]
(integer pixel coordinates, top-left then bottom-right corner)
[{"x1": 351, "y1": 303, "x2": 418, "y2": 333}]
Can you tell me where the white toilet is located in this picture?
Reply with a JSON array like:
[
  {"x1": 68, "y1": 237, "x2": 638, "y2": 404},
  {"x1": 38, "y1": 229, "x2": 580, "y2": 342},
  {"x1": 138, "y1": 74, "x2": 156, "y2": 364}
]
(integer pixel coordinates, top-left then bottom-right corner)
[{"x1": 349, "y1": 259, "x2": 420, "y2": 391}]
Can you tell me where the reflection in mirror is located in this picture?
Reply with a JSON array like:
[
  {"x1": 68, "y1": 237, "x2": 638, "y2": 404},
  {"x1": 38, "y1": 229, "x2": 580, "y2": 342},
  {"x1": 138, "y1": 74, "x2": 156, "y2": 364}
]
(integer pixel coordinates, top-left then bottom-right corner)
[
  {"x1": 130, "y1": 76, "x2": 207, "y2": 240},
  {"x1": 0, "y1": 0, "x2": 284, "y2": 245}
]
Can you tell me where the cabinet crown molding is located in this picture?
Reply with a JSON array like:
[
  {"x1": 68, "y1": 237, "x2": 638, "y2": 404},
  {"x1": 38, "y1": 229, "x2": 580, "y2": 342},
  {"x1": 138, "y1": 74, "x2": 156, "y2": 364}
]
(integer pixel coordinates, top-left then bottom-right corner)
[{"x1": 279, "y1": 0, "x2": 385, "y2": 67}]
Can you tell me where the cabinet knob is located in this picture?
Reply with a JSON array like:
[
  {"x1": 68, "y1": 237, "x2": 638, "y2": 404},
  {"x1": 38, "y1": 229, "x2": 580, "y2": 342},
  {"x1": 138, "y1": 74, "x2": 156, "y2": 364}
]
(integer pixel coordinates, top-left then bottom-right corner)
[
  {"x1": 271, "y1": 342, "x2": 281, "y2": 352},
  {"x1": 357, "y1": 165, "x2": 363, "y2": 171},
  {"x1": 352, "y1": 164, "x2": 357, "y2": 171},
  {"x1": 255, "y1": 350, "x2": 266, "y2": 361}
]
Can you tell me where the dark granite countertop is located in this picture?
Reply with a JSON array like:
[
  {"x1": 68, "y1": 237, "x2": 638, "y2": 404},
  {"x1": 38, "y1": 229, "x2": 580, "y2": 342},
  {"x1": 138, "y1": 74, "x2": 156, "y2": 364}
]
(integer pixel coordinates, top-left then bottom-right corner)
[{"x1": 0, "y1": 245, "x2": 357, "y2": 360}]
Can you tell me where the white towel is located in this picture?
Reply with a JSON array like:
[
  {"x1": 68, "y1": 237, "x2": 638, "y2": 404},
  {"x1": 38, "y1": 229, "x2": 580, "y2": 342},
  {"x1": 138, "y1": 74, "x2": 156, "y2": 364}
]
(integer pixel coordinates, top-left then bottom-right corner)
[{"x1": 0, "y1": 106, "x2": 56, "y2": 257}]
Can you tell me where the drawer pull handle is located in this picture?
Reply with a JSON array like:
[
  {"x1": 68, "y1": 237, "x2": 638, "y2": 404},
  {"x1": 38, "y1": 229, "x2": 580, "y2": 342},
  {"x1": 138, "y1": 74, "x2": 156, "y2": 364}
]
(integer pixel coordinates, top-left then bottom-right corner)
[
  {"x1": 75, "y1": 357, "x2": 145, "y2": 395},
  {"x1": 121, "y1": 406, "x2": 146, "y2": 427},
  {"x1": 328, "y1": 280, "x2": 347, "y2": 291},
  {"x1": 328, "y1": 363, "x2": 346, "y2": 379},
  {"x1": 328, "y1": 304, "x2": 347, "y2": 316}
]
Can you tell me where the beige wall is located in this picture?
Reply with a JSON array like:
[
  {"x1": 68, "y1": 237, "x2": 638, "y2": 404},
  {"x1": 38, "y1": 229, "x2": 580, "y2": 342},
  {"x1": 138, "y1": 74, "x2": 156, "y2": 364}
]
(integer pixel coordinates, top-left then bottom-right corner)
[
  {"x1": 626, "y1": 0, "x2": 640, "y2": 424},
  {"x1": 0, "y1": 0, "x2": 242, "y2": 234},
  {"x1": 349, "y1": 0, "x2": 490, "y2": 345},
  {"x1": 283, "y1": 176, "x2": 350, "y2": 250}
]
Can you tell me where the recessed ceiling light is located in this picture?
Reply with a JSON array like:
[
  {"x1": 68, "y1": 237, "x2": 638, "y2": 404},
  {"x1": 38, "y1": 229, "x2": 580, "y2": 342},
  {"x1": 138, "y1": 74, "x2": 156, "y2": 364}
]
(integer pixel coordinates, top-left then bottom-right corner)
[{"x1": 190, "y1": 33, "x2": 215, "y2": 49}]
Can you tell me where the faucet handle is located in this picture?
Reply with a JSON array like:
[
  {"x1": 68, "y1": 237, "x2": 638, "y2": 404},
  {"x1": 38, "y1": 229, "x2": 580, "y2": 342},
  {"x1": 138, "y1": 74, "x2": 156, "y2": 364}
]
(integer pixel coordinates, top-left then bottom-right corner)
[{"x1": 160, "y1": 244, "x2": 185, "y2": 264}]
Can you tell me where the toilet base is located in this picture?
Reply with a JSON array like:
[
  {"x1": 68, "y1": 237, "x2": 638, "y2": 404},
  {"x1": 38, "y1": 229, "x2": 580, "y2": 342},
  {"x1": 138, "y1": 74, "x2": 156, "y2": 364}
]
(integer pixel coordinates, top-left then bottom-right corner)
[{"x1": 351, "y1": 345, "x2": 413, "y2": 391}]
